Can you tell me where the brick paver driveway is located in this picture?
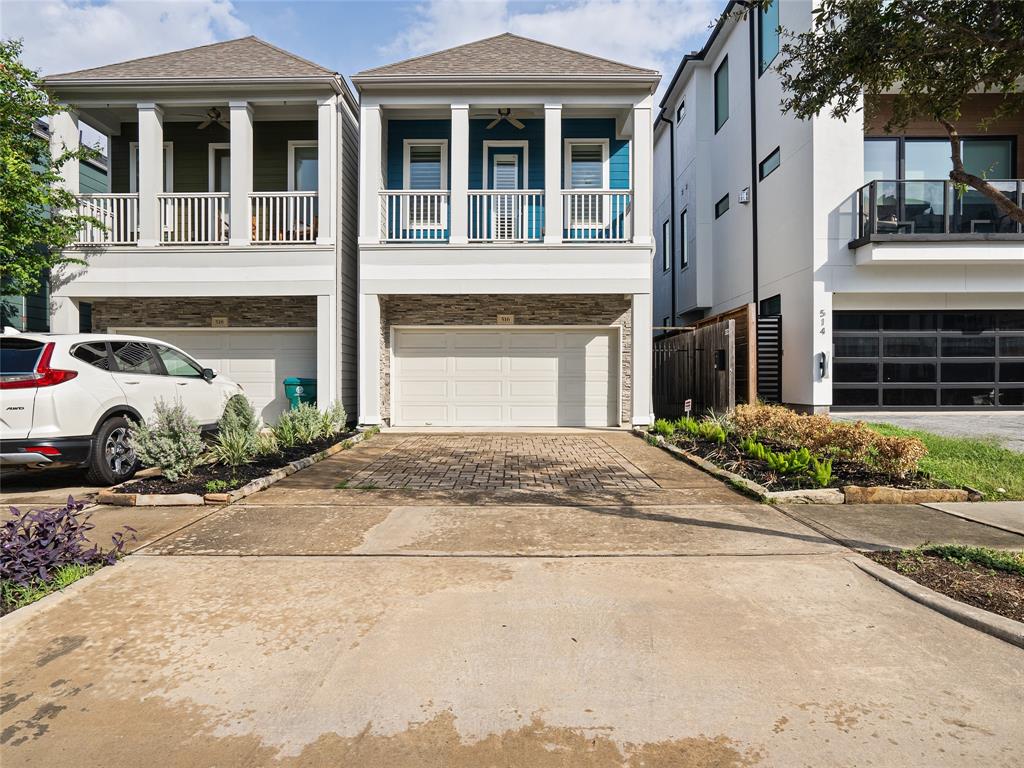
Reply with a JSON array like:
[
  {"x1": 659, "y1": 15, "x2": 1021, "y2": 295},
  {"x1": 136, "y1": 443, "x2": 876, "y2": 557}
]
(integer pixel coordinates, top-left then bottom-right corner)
[{"x1": 344, "y1": 434, "x2": 661, "y2": 491}]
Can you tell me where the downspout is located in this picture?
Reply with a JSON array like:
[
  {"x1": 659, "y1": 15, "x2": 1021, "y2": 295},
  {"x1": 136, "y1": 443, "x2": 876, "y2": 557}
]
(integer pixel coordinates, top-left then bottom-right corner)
[
  {"x1": 656, "y1": 113, "x2": 677, "y2": 325},
  {"x1": 747, "y1": 3, "x2": 760, "y2": 310}
]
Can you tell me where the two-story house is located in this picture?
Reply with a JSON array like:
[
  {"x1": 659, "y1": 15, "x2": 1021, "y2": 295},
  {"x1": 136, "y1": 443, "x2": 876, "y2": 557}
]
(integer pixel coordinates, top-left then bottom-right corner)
[
  {"x1": 353, "y1": 34, "x2": 659, "y2": 427},
  {"x1": 42, "y1": 37, "x2": 359, "y2": 422},
  {"x1": 654, "y1": 0, "x2": 1023, "y2": 412}
]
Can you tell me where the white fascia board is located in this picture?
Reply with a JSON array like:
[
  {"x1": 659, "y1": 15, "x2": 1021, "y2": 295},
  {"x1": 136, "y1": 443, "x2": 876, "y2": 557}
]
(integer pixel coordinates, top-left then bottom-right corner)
[
  {"x1": 854, "y1": 241, "x2": 1024, "y2": 265},
  {"x1": 360, "y1": 92, "x2": 650, "y2": 109}
]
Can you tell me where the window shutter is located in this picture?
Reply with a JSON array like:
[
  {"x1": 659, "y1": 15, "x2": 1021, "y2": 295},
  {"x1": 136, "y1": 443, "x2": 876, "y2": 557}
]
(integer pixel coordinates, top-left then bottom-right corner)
[
  {"x1": 570, "y1": 144, "x2": 604, "y2": 189},
  {"x1": 408, "y1": 144, "x2": 443, "y2": 189}
]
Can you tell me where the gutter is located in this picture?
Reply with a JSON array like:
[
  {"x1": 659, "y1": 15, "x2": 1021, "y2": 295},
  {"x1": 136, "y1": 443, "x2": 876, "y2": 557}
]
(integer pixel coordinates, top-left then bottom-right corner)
[
  {"x1": 656, "y1": 113, "x2": 677, "y2": 326},
  {"x1": 747, "y1": 4, "x2": 760, "y2": 309}
]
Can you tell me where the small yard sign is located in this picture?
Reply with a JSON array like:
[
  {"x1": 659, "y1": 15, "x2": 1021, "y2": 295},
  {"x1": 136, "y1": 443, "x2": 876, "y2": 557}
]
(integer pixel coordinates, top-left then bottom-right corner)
[{"x1": 684, "y1": 398, "x2": 692, "y2": 416}]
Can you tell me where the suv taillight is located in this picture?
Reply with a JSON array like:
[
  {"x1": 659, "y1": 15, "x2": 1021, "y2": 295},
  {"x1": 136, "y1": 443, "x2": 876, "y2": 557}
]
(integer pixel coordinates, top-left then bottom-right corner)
[{"x1": 0, "y1": 343, "x2": 78, "y2": 389}]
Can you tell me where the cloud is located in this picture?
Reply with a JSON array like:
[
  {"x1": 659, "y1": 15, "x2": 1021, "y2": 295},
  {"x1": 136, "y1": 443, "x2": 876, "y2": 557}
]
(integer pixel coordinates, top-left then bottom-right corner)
[
  {"x1": 383, "y1": 0, "x2": 719, "y2": 94},
  {"x1": 2, "y1": 0, "x2": 249, "y2": 75}
]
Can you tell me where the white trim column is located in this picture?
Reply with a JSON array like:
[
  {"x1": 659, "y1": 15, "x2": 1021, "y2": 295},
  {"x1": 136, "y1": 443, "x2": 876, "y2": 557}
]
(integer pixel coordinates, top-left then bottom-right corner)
[
  {"x1": 358, "y1": 293, "x2": 382, "y2": 424},
  {"x1": 316, "y1": 96, "x2": 336, "y2": 245},
  {"x1": 316, "y1": 294, "x2": 338, "y2": 409},
  {"x1": 50, "y1": 297, "x2": 80, "y2": 334},
  {"x1": 49, "y1": 109, "x2": 79, "y2": 194},
  {"x1": 631, "y1": 97, "x2": 653, "y2": 245},
  {"x1": 543, "y1": 103, "x2": 563, "y2": 243},
  {"x1": 228, "y1": 101, "x2": 253, "y2": 247},
  {"x1": 359, "y1": 104, "x2": 383, "y2": 244},
  {"x1": 136, "y1": 102, "x2": 163, "y2": 247},
  {"x1": 449, "y1": 103, "x2": 470, "y2": 244},
  {"x1": 631, "y1": 292, "x2": 654, "y2": 425}
]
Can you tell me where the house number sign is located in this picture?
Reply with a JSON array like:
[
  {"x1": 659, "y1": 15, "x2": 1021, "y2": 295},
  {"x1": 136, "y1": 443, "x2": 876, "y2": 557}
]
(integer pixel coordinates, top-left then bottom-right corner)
[
  {"x1": 818, "y1": 309, "x2": 827, "y2": 335},
  {"x1": 211, "y1": 316, "x2": 228, "y2": 328},
  {"x1": 497, "y1": 314, "x2": 515, "y2": 325}
]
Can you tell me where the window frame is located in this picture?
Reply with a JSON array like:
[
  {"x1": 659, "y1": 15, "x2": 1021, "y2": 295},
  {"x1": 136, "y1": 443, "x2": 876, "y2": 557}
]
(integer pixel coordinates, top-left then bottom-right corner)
[
  {"x1": 661, "y1": 219, "x2": 671, "y2": 271},
  {"x1": 758, "y1": 0, "x2": 780, "y2": 76},
  {"x1": 207, "y1": 142, "x2": 230, "y2": 192},
  {"x1": 70, "y1": 341, "x2": 114, "y2": 372},
  {"x1": 287, "y1": 140, "x2": 319, "y2": 192},
  {"x1": 863, "y1": 135, "x2": 1018, "y2": 182},
  {"x1": 714, "y1": 56, "x2": 729, "y2": 133},
  {"x1": 402, "y1": 139, "x2": 449, "y2": 191},
  {"x1": 675, "y1": 99, "x2": 686, "y2": 124},
  {"x1": 714, "y1": 193, "x2": 730, "y2": 219},
  {"x1": 679, "y1": 208, "x2": 688, "y2": 269},
  {"x1": 759, "y1": 147, "x2": 781, "y2": 180},
  {"x1": 564, "y1": 138, "x2": 612, "y2": 227},
  {"x1": 128, "y1": 141, "x2": 174, "y2": 193}
]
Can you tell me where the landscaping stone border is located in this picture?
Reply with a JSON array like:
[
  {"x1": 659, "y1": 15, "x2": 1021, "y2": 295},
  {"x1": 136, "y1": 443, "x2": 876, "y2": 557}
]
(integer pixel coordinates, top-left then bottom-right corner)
[
  {"x1": 849, "y1": 555, "x2": 1024, "y2": 649},
  {"x1": 635, "y1": 429, "x2": 970, "y2": 505},
  {"x1": 98, "y1": 429, "x2": 377, "y2": 507}
]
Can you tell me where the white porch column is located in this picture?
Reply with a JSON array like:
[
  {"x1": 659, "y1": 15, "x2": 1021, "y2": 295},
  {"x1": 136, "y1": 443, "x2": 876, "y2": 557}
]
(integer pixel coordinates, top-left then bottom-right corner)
[
  {"x1": 449, "y1": 103, "x2": 470, "y2": 244},
  {"x1": 631, "y1": 98, "x2": 654, "y2": 245},
  {"x1": 543, "y1": 103, "x2": 563, "y2": 243},
  {"x1": 358, "y1": 293, "x2": 382, "y2": 424},
  {"x1": 50, "y1": 297, "x2": 80, "y2": 334},
  {"x1": 136, "y1": 103, "x2": 163, "y2": 247},
  {"x1": 316, "y1": 295, "x2": 338, "y2": 409},
  {"x1": 316, "y1": 96, "x2": 336, "y2": 245},
  {"x1": 631, "y1": 292, "x2": 654, "y2": 426},
  {"x1": 49, "y1": 109, "x2": 79, "y2": 194},
  {"x1": 359, "y1": 105, "x2": 383, "y2": 244},
  {"x1": 229, "y1": 101, "x2": 253, "y2": 246}
]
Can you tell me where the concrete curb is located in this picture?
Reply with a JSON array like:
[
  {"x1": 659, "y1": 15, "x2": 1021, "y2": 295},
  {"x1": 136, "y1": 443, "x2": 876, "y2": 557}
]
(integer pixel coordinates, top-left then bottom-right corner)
[
  {"x1": 98, "y1": 429, "x2": 377, "y2": 507},
  {"x1": 847, "y1": 554, "x2": 1024, "y2": 650}
]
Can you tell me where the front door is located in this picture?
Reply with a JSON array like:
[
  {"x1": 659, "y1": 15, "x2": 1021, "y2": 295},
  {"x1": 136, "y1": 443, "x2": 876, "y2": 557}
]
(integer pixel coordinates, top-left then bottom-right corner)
[{"x1": 486, "y1": 147, "x2": 525, "y2": 241}]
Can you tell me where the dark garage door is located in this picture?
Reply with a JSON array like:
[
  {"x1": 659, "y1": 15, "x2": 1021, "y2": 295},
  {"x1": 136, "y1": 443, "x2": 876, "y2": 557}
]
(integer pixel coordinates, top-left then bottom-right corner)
[{"x1": 833, "y1": 310, "x2": 1024, "y2": 409}]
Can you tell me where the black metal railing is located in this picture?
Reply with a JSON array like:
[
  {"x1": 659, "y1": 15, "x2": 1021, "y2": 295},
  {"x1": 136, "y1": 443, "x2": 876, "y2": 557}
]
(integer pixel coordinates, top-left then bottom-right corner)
[{"x1": 852, "y1": 179, "x2": 1023, "y2": 242}]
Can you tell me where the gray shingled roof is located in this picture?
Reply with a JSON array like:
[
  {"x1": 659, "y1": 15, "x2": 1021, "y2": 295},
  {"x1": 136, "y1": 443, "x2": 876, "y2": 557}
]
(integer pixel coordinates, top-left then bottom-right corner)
[
  {"x1": 355, "y1": 33, "x2": 658, "y2": 80},
  {"x1": 44, "y1": 36, "x2": 335, "y2": 82}
]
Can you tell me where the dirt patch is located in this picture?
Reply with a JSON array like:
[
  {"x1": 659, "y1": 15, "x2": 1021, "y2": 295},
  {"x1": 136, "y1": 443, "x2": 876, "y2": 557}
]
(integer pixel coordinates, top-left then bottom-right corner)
[
  {"x1": 665, "y1": 434, "x2": 941, "y2": 493},
  {"x1": 866, "y1": 550, "x2": 1024, "y2": 622},
  {"x1": 114, "y1": 432, "x2": 356, "y2": 496}
]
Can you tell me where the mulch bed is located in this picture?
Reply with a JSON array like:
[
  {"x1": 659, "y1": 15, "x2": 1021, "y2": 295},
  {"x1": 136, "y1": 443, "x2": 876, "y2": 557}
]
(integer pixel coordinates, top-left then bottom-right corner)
[
  {"x1": 666, "y1": 433, "x2": 940, "y2": 492},
  {"x1": 867, "y1": 550, "x2": 1024, "y2": 623},
  {"x1": 115, "y1": 431, "x2": 356, "y2": 496}
]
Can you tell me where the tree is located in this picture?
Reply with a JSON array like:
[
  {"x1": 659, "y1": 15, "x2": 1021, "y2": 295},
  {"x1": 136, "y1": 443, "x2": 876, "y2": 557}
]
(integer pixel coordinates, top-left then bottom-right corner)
[
  {"x1": 0, "y1": 39, "x2": 99, "y2": 297},
  {"x1": 769, "y1": 0, "x2": 1024, "y2": 224}
]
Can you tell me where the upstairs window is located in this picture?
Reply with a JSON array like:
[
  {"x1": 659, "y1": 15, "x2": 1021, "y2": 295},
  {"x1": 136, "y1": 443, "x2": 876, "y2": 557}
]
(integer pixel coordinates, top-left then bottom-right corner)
[
  {"x1": 128, "y1": 142, "x2": 173, "y2": 193},
  {"x1": 680, "y1": 209, "x2": 688, "y2": 268},
  {"x1": 662, "y1": 219, "x2": 671, "y2": 271},
  {"x1": 566, "y1": 141, "x2": 608, "y2": 189},
  {"x1": 759, "y1": 147, "x2": 781, "y2": 180},
  {"x1": 676, "y1": 100, "x2": 686, "y2": 124},
  {"x1": 759, "y1": 0, "x2": 780, "y2": 75},
  {"x1": 715, "y1": 193, "x2": 730, "y2": 219},
  {"x1": 714, "y1": 57, "x2": 729, "y2": 133},
  {"x1": 404, "y1": 141, "x2": 447, "y2": 190}
]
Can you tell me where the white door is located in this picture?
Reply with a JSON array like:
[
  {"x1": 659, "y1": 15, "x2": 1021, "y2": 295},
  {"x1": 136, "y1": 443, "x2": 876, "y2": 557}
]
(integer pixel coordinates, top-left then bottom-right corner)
[
  {"x1": 114, "y1": 329, "x2": 316, "y2": 424},
  {"x1": 392, "y1": 328, "x2": 618, "y2": 427},
  {"x1": 491, "y1": 154, "x2": 519, "y2": 241}
]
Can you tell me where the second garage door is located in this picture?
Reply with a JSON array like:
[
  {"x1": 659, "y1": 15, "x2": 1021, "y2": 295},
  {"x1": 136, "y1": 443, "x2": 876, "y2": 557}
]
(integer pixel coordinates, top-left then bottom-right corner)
[
  {"x1": 113, "y1": 328, "x2": 316, "y2": 423},
  {"x1": 392, "y1": 328, "x2": 619, "y2": 427}
]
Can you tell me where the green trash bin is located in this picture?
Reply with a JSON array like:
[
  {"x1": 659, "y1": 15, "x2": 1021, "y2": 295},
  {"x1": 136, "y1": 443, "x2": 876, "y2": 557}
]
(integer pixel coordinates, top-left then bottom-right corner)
[{"x1": 283, "y1": 377, "x2": 317, "y2": 409}]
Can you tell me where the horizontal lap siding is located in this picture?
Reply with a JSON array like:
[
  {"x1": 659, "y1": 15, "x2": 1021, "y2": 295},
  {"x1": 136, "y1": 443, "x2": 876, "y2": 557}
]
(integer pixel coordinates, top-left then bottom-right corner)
[
  {"x1": 339, "y1": 107, "x2": 360, "y2": 418},
  {"x1": 469, "y1": 119, "x2": 544, "y2": 189},
  {"x1": 563, "y1": 118, "x2": 630, "y2": 189},
  {"x1": 386, "y1": 120, "x2": 452, "y2": 189}
]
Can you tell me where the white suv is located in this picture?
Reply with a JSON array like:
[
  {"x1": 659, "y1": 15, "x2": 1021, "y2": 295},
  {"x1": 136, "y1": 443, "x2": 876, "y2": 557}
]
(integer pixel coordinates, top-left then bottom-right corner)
[{"x1": 1, "y1": 332, "x2": 243, "y2": 485}]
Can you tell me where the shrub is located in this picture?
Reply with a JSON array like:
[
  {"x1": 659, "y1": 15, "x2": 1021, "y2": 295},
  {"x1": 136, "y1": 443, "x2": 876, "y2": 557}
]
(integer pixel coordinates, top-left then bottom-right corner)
[
  {"x1": 130, "y1": 399, "x2": 206, "y2": 482},
  {"x1": 209, "y1": 424, "x2": 256, "y2": 472},
  {"x1": 651, "y1": 418, "x2": 675, "y2": 437},
  {"x1": 221, "y1": 395, "x2": 259, "y2": 436},
  {"x1": 319, "y1": 401, "x2": 348, "y2": 437},
  {"x1": 205, "y1": 479, "x2": 229, "y2": 494},
  {"x1": 276, "y1": 402, "x2": 325, "y2": 444},
  {"x1": 808, "y1": 456, "x2": 833, "y2": 488},
  {"x1": 696, "y1": 420, "x2": 727, "y2": 444},
  {"x1": 255, "y1": 430, "x2": 280, "y2": 456},
  {"x1": 274, "y1": 413, "x2": 299, "y2": 448},
  {"x1": 674, "y1": 417, "x2": 699, "y2": 436},
  {"x1": 0, "y1": 497, "x2": 134, "y2": 586},
  {"x1": 871, "y1": 434, "x2": 928, "y2": 478}
]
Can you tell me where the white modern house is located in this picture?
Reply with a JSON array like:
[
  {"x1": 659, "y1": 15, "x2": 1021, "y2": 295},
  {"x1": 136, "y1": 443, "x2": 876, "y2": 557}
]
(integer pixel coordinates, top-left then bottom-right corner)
[
  {"x1": 354, "y1": 34, "x2": 659, "y2": 427},
  {"x1": 43, "y1": 37, "x2": 359, "y2": 422},
  {"x1": 654, "y1": 0, "x2": 1024, "y2": 412}
]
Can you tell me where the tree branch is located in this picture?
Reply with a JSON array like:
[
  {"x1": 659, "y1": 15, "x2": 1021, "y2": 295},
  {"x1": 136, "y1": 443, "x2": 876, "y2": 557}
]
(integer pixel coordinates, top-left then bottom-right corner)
[{"x1": 938, "y1": 117, "x2": 1024, "y2": 225}]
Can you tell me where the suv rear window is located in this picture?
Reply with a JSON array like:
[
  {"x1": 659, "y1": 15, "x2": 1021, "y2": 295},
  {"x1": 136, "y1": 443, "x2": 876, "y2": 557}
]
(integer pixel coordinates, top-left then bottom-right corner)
[
  {"x1": 0, "y1": 338, "x2": 45, "y2": 375},
  {"x1": 71, "y1": 342, "x2": 112, "y2": 370}
]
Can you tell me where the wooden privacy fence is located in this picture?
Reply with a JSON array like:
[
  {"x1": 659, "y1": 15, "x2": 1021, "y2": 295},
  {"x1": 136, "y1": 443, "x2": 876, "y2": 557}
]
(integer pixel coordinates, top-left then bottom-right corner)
[{"x1": 653, "y1": 316, "x2": 736, "y2": 418}]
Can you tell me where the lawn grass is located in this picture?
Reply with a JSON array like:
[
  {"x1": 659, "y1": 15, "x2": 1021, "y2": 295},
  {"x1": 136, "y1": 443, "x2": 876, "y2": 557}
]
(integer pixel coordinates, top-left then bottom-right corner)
[
  {"x1": 866, "y1": 422, "x2": 1024, "y2": 500},
  {"x1": 0, "y1": 563, "x2": 102, "y2": 616}
]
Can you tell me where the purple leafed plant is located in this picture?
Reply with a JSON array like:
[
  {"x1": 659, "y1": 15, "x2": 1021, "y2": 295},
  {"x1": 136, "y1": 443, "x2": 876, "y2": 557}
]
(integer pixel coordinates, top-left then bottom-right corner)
[{"x1": 0, "y1": 496, "x2": 136, "y2": 586}]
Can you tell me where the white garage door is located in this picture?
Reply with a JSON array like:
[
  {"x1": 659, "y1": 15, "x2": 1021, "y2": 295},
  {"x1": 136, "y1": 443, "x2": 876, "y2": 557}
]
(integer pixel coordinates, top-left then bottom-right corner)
[
  {"x1": 393, "y1": 328, "x2": 618, "y2": 427},
  {"x1": 115, "y1": 329, "x2": 316, "y2": 424}
]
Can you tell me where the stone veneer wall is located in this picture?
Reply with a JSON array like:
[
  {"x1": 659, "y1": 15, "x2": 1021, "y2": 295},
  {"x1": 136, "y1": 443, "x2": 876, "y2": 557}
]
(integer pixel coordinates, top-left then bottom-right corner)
[
  {"x1": 380, "y1": 294, "x2": 633, "y2": 423},
  {"x1": 90, "y1": 296, "x2": 317, "y2": 331}
]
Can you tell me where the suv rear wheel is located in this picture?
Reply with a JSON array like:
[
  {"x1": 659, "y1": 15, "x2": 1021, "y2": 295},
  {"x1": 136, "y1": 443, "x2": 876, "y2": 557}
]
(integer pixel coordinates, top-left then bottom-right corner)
[{"x1": 85, "y1": 416, "x2": 138, "y2": 486}]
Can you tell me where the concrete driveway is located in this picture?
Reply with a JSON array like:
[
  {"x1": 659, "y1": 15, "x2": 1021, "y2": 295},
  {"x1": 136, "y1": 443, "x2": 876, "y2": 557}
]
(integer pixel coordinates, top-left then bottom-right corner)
[{"x1": 2, "y1": 432, "x2": 1022, "y2": 767}]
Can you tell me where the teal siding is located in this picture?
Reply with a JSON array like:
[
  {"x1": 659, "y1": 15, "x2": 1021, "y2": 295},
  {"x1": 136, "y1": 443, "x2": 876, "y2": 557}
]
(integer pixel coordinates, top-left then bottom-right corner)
[
  {"x1": 468, "y1": 119, "x2": 544, "y2": 189},
  {"x1": 562, "y1": 118, "x2": 630, "y2": 189},
  {"x1": 385, "y1": 120, "x2": 452, "y2": 189},
  {"x1": 79, "y1": 160, "x2": 108, "y2": 193}
]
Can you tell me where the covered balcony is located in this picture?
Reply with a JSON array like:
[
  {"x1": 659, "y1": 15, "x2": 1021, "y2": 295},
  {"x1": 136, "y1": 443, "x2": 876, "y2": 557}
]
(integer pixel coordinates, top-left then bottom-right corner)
[
  {"x1": 53, "y1": 100, "x2": 336, "y2": 249},
  {"x1": 361, "y1": 103, "x2": 649, "y2": 247}
]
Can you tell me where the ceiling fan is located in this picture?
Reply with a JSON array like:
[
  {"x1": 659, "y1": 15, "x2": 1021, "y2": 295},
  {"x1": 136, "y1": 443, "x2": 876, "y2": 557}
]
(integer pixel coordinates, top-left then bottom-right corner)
[
  {"x1": 483, "y1": 108, "x2": 525, "y2": 130},
  {"x1": 180, "y1": 107, "x2": 229, "y2": 130}
]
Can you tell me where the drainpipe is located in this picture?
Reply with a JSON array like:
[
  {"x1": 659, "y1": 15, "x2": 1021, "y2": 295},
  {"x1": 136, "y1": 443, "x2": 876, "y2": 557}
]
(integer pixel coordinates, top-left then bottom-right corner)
[
  {"x1": 747, "y1": 3, "x2": 760, "y2": 310},
  {"x1": 657, "y1": 113, "x2": 677, "y2": 325}
]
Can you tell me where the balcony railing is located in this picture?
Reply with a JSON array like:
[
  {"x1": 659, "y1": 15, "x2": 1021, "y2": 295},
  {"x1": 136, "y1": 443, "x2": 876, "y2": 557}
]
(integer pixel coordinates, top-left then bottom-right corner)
[
  {"x1": 468, "y1": 190, "x2": 544, "y2": 242},
  {"x1": 563, "y1": 190, "x2": 633, "y2": 242},
  {"x1": 159, "y1": 193, "x2": 229, "y2": 245},
  {"x1": 251, "y1": 192, "x2": 318, "y2": 244},
  {"x1": 380, "y1": 190, "x2": 450, "y2": 242},
  {"x1": 853, "y1": 179, "x2": 1024, "y2": 242},
  {"x1": 75, "y1": 194, "x2": 139, "y2": 245}
]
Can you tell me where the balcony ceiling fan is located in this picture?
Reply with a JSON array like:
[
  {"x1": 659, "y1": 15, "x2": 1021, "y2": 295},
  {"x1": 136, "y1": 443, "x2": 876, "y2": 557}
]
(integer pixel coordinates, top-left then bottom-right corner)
[
  {"x1": 483, "y1": 108, "x2": 525, "y2": 130},
  {"x1": 181, "y1": 107, "x2": 229, "y2": 130}
]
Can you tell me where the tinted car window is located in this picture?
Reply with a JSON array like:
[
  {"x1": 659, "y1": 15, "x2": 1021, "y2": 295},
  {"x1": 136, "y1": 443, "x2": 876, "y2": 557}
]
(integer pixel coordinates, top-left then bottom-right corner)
[
  {"x1": 110, "y1": 341, "x2": 162, "y2": 375},
  {"x1": 71, "y1": 342, "x2": 112, "y2": 370},
  {"x1": 155, "y1": 345, "x2": 203, "y2": 377},
  {"x1": 0, "y1": 338, "x2": 45, "y2": 375}
]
